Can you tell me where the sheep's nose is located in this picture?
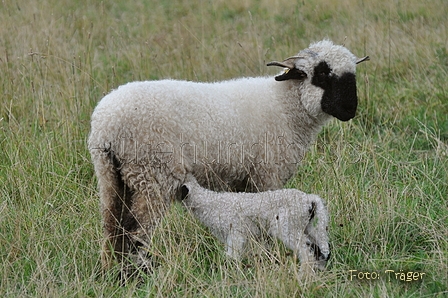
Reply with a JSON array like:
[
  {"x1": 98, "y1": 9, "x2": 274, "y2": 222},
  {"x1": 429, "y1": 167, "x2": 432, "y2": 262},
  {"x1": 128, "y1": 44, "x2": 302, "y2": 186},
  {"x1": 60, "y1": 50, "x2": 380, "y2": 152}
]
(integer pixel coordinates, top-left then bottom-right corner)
[
  {"x1": 322, "y1": 72, "x2": 358, "y2": 121},
  {"x1": 322, "y1": 251, "x2": 331, "y2": 262},
  {"x1": 317, "y1": 248, "x2": 330, "y2": 262},
  {"x1": 333, "y1": 72, "x2": 358, "y2": 120}
]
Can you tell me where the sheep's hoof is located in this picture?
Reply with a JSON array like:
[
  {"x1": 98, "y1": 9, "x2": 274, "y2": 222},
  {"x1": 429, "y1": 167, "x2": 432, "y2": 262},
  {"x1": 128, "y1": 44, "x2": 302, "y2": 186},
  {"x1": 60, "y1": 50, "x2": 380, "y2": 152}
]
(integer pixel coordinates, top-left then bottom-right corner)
[{"x1": 117, "y1": 249, "x2": 159, "y2": 285}]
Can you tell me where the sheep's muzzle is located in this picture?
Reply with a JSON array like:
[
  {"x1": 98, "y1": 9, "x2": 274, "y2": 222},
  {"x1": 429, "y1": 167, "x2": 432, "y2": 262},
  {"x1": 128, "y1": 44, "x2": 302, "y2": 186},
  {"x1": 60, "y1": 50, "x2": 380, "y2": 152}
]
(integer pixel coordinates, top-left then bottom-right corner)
[{"x1": 319, "y1": 72, "x2": 358, "y2": 121}]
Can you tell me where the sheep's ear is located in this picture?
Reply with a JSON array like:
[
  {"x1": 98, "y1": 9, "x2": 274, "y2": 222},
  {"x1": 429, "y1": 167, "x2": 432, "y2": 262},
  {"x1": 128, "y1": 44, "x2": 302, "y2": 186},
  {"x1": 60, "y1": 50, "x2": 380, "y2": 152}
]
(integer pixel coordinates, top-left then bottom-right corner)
[
  {"x1": 180, "y1": 185, "x2": 189, "y2": 200},
  {"x1": 267, "y1": 56, "x2": 307, "y2": 81},
  {"x1": 308, "y1": 201, "x2": 316, "y2": 220},
  {"x1": 272, "y1": 68, "x2": 307, "y2": 81}
]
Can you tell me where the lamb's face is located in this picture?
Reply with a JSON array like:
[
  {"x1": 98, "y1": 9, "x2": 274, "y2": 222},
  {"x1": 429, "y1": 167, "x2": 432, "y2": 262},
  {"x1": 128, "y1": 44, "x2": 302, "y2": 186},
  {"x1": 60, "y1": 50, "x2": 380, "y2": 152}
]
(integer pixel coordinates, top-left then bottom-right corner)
[
  {"x1": 267, "y1": 40, "x2": 367, "y2": 122},
  {"x1": 307, "y1": 239, "x2": 331, "y2": 271}
]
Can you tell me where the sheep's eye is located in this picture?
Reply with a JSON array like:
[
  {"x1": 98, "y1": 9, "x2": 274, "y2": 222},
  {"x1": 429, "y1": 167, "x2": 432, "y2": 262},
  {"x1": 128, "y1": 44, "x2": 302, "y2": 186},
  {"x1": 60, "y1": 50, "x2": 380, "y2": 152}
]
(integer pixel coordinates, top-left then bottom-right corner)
[
  {"x1": 312, "y1": 61, "x2": 332, "y2": 84},
  {"x1": 318, "y1": 69, "x2": 331, "y2": 77}
]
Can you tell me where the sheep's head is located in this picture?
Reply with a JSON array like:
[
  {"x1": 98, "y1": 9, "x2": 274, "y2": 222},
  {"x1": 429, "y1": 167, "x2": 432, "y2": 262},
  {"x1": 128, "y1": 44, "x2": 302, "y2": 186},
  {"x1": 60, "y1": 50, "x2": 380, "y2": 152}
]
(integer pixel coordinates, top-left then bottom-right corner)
[
  {"x1": 306, "y1": 197, "x2": 331, "y2": 270},
  {"x1": 267, "y1": 40, "x2": 369, "y2": 122}
]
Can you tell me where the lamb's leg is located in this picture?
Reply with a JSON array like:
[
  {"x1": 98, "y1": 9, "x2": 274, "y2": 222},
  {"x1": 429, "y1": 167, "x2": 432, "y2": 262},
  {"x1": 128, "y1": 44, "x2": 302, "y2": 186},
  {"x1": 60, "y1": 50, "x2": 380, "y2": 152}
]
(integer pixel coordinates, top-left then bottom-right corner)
[
  {"x1": 297, "y1": 235, "x2": 319, "y2": 273},
  {"x1": 226, "y1": 229, "x2": 246, "y2": 260}
]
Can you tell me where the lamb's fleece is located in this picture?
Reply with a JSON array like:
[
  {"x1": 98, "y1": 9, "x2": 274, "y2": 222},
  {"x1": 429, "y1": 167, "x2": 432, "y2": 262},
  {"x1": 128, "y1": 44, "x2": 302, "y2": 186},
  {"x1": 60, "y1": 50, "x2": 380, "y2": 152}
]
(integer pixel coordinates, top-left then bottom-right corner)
[{"x1": 182, "y1": 176, "x2": 330, "y2": 270}]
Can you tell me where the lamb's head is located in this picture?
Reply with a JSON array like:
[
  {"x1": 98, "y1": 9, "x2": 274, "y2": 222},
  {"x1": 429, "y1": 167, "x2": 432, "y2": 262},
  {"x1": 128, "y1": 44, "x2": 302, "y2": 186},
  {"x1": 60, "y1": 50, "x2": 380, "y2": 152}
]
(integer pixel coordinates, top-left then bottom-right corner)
[
  {"x1": 305, "y1": 196, "x2": 331, "y2": 270},
  {"x1": 267, "y1": 39, "x2": 369, "y2": 122}
]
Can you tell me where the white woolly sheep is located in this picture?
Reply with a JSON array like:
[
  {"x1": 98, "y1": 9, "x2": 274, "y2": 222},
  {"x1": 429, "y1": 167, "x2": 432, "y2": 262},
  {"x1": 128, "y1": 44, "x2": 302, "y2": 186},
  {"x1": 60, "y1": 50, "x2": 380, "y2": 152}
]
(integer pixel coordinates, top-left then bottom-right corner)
[
  {"x1": 88, "y1": 39, "x2": 368, "y2": 270},
  {"x1": 181, "y1": 176, "x2": 330, "y2": 271}
]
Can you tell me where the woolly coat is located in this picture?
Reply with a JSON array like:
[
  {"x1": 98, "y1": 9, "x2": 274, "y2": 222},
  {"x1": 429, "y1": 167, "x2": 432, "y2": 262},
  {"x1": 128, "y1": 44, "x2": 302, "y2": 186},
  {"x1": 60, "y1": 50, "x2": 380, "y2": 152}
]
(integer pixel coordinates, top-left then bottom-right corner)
[
  {"x1": 89, "y1": 77, "x2": 324, "y2": 192},
  {"x1": 88, "y1": 40, "x2": 359, "y2": 270},
  {"x1": 89, "y1": 40, "x2": 359, "y2": 195},
  {"x1": 182, "y1": 177, "x2": 330, "y2": 269}
]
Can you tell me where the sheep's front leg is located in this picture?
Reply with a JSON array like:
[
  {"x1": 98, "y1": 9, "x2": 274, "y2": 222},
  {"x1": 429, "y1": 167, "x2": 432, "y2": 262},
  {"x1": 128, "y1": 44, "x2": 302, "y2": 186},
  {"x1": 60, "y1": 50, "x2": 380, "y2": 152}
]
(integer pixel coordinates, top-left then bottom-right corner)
[
  {"x1": 127, "y1": 193, "x2": 168, "y2": 270},
  {"x1": 120, "y1": 165, "x2": 175, "y2": 275},
  {"x1": 225, "y1": 228, "x2": 246, "y2": 261}
]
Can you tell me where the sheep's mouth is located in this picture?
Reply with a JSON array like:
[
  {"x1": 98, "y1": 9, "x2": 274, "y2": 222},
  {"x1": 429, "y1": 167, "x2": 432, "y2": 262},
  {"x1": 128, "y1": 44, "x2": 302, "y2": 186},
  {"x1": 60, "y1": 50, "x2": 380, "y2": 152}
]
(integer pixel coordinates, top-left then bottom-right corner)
[{"x1": 320, "y1": 72, "x2": 358, "y2": 121}]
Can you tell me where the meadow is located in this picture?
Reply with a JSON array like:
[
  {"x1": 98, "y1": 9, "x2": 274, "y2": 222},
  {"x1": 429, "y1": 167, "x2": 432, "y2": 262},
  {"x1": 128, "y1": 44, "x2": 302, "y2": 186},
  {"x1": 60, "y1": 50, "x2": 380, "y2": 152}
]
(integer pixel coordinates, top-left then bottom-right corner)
[{"x1": 0, "y1": 0, "x2": 447, "y2": 296}]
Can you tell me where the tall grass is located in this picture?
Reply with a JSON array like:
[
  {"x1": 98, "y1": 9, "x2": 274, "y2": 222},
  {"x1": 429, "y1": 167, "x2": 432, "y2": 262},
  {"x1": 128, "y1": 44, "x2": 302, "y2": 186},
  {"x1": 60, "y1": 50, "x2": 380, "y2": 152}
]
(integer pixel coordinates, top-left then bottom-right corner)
[{"x1": 0, "y1": 0, "x2": 447, "y2": 296}]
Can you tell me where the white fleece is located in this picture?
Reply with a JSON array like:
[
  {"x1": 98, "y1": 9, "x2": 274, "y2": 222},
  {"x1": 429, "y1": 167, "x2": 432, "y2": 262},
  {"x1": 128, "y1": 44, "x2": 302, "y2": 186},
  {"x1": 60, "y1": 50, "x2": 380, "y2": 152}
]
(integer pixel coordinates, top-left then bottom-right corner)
[{"x1": 182, "y1": 176, "x2": 330, "y2": 270}]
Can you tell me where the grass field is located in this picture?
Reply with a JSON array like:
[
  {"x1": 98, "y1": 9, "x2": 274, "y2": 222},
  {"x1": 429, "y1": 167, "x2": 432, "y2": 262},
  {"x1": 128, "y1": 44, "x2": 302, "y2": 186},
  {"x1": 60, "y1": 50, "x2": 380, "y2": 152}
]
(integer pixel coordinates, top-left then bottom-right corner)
[{"x1": 0, "y1": 0, "x2": 447, "y2": 296}]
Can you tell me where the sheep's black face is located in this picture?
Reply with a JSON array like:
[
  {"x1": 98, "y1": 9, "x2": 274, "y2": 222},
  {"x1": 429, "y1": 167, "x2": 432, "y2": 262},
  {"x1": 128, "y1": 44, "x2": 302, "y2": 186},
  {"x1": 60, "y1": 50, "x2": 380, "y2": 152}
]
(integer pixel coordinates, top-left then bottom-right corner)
[{"x1": 312, "y1": 61, "x2": 358, "y2": 121}]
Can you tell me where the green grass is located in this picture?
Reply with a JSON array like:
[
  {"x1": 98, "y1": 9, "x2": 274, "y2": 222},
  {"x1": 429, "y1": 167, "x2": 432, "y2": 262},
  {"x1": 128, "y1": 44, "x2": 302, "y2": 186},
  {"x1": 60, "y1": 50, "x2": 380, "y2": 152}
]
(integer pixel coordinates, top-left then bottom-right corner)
[{"x1": 1, "y1": 0, "x2": 447, "y2": 296}]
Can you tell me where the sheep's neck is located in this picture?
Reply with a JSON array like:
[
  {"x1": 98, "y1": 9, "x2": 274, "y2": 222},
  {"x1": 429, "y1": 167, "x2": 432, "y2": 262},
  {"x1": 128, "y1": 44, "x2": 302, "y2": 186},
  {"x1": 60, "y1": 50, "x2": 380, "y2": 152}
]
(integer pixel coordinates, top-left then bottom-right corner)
[{"x1": 283, "y1": 83, "x2": 326, "y2": 149}]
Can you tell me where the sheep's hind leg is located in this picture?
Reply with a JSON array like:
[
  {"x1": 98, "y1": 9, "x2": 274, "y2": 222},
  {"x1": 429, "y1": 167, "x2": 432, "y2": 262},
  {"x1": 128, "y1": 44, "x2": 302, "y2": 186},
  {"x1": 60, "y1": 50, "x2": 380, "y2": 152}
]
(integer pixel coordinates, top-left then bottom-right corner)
[{"x1": 92, "y1": 153, "x2": 133, "y2": 272}]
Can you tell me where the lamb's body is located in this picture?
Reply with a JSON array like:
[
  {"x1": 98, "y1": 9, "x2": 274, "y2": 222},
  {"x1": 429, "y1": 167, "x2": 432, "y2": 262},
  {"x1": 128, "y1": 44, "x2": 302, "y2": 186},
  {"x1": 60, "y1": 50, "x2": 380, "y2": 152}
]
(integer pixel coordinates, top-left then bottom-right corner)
[
  {"x1": 182, "y1": 177, "x2": 330, "y2": 270},
  {"x1": 88, "y1": 40, "x2": 364, "y2": 271}
]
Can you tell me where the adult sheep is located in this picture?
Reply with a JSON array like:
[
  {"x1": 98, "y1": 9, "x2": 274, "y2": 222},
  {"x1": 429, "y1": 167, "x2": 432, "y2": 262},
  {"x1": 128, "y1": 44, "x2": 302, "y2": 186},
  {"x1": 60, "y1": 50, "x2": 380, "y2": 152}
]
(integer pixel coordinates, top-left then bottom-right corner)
[{"x1": 88, "y1": 39, "x2": 368, "y2": 271}]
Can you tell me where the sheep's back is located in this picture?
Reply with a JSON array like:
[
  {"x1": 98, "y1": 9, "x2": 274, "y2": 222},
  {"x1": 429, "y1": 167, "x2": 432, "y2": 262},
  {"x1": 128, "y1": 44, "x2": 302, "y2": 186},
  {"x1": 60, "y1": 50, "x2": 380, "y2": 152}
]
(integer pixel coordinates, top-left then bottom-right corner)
[{"x1": 89, "y1": 78, "x2": 301, "y2": 192}]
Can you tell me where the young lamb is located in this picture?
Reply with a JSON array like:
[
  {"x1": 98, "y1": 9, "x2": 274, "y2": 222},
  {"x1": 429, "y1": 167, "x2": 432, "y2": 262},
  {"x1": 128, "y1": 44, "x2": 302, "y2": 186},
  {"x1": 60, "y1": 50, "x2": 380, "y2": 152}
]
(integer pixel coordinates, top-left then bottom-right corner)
[
  {"x1": 88, "y1": 39, "x2": 368, "y2": 271},
  {"x1": 181, "y1": 176, "x2": 330, "y2": 271}
]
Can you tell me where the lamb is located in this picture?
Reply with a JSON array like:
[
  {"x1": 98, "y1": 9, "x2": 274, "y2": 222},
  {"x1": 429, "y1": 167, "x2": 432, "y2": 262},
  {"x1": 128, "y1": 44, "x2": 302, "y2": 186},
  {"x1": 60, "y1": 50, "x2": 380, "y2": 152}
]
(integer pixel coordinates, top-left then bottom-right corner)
[
  {"x1": 88, "y1": 39, "x2": 368, "y2": 271},
  {"x1": 181, "y1": 176, "x2": 330, "y2": 271}
]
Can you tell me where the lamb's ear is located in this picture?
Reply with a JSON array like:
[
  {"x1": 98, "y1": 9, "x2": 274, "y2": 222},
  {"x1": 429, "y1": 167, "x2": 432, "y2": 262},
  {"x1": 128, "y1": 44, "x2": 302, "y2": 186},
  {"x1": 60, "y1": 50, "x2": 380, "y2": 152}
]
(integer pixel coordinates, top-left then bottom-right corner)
[
  {"x1": 267, "y1": 56, "x2": 307, "y2": 81},
  {"x1": 180, "y1": 185, "x2": 189, "y2": 200},
  {"x1": 308, "y1": 201, "x2": 316, "y2": 220}
]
